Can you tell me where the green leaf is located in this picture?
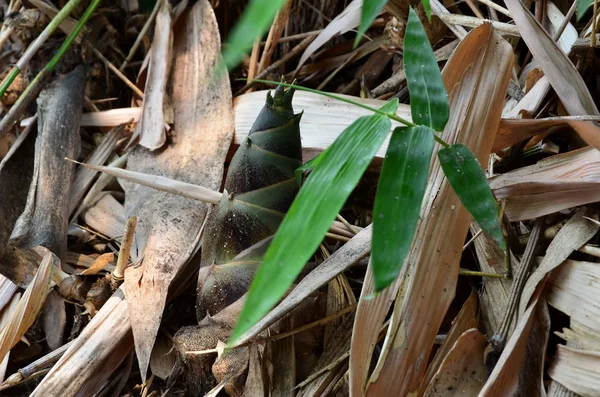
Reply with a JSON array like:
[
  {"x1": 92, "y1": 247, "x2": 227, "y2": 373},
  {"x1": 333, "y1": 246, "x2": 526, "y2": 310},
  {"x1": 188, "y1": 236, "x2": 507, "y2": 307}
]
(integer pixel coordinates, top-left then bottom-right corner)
[
  {"x1": 421, "y1": 0, "x2": 432, "y2": 20},
  {"x1": 404, "y1": 7, "x2": 449, "y2": 132},
  {"x1": 372, "y1": 126, "x2": 434, "y2": 292},
  {"x1": 438, "y1": 144, "x2": 506, "y2": 253},
  {"x1": 222, "y1": 0, "x2": 288, "y2": 70},
  {"x1": 229, "y1": 99, "x2": 399, "y2": 344},
  {"x1": 356, "y1": 0, "x2": 388, "y2": 46},
  {"x1": 577, "y1": 0, "x2": 593, "y2": 21}
]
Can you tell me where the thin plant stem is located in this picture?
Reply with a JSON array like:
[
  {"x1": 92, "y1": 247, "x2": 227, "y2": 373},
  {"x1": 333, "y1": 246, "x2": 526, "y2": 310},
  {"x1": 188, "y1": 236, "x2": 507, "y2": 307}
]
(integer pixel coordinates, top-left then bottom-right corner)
[
  {"x1": 45, "y1": 0, "x2": 103, "y2": 73},
  {"x1": 119, "y1": 0, "x2": 161, "y2": 71},
  {"x1": 0, "y1": 0, "x2": 103, "y2": 136},
  {"x1": 0, "y1": 0, "x2": 84, "y2": 98},
  {"x1": 246, "y1": 79, "x2": 451, "y2": 147}
]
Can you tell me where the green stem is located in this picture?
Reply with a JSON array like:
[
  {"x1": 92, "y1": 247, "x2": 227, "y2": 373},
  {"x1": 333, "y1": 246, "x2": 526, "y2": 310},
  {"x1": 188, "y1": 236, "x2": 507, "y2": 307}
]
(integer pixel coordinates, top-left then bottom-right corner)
[
  {"x1": 11, "y1": 0, "x2": 102, "y2": 104},
  {"x1": 0, "y1": 0, "x2": 84, "y2": 98},
  {"x1": 46, "y1": 0, "x2": 103, "y2": 73},
  {"x1": 246, "y1": 79, "x2": 451, "y2": 147},
  {"x1": 0, "y1": 67, "x2": 21, "y2": 99}
]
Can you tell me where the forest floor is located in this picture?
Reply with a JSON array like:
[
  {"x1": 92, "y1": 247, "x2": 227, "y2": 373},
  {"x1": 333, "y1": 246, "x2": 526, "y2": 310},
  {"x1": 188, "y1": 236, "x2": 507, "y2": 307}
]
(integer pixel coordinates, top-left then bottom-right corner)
[{"x1": 0, "y1": 0, "x2": 599, "y2": 396}]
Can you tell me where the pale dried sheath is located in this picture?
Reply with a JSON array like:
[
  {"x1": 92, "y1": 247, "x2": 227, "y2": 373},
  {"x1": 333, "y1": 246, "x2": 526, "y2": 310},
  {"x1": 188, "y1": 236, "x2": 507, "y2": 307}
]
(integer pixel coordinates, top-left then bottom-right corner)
[{"x1": 135, "y1": 0, "x2": 173, "y2": 150}]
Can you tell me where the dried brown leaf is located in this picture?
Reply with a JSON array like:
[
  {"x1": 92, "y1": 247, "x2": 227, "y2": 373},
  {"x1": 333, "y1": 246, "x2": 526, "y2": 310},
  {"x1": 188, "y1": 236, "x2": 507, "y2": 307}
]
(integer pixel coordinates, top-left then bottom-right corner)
[
  {"x1": 150, "y1": 331, "x2": 176, "y2": 380},
  {"x1": 504, "y1": 0, "x2": 599, "y2": 116},
  {"x1": 495, "y1": 117, "x2": 600, "y2": 152},
  {"x1": 0, "y1": 292, "x2": 19, "y2": 382},
  {"x1": 69, "y1": 124, "x2": 129, "y2": 215},
  {"x1": 478, "y1": 290, "x2": 543, "y2": 396},
  {"x1": 419, "y1": 290, "x2": 479, "y2": 394},
  {"x1": 241, "y1": 342, "x2": 265, "y2": 397},
  {"x1": 0, "y1": 249, "x2": 54, "y2": 363},
  {"x1": 513, "y1": 301, "x2": 550, "y2": 396},
  {"x1": 80, "y1": 194, "x2": 126, "y2": 240},
  {"x1": 519, "y1": 210, "x2": 599, "y2": 315},
  {"x1": 423, "y1": 329, "x2": 487, "y2": 396},
  {"x1": 123, "y1": 0, "x2": 234, "y2": 380},
  {"x1": 80, "y1": 253, "x2": 114, "y2": 276},
  {"x1": 470, "y1": 223, "x2": 514, "y2": 335}
]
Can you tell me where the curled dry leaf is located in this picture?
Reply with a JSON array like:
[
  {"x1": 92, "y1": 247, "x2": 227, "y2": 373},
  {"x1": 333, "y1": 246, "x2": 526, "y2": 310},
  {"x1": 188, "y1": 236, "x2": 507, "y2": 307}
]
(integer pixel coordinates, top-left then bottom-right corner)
[
  {"x1": 478, "y1": 289, "x2": 543, "y2": 396},
  {"x1": 0, "y1": 292, "x2": 20, "y2": 382},
  {"x1": 519, "y1": 210, "x2": 599, "y2": 315},
  {"x1": 504, "y1": 0, "x2": 599, "y2": 118},
  {"x1": 20, "y1": 107, "x2": 143, "y2": 128},
  {"x1": 547, "y1": 259, "x2": 600, "y2": 334},
  {"x1": 490, "y1": 147, "x2": 600, "y2": 221},
  {"x1": 80, "y1": 253, "x2": 114, "y2": 276},
  {"x1": 134, "y1": 0, "x2": 173, "y2": 150},
  {"x1": 0, "y1": 276, "x2": 18, "y2": 314},
  {"x1": 296, "y1": 0, "x2": 362, "y2": 71},
  {"x1": 495, "y1": 117, "x2": 600, "y2": 152},
  {"x1": 0, "y1": 249, "x2": 54, "y2": 364},
  {"x1": 423, "y1": 329, "x2": 487, "y2": 396},
  {"x1": 470, "y1": 223, "x2": 514, "y2": 336},
  {"x1": 513, "y1": 301, "x2": 550, "y2": 396},
  {"x1": 419, "y1": 289, "x2": 479, "y2": 394},
  {"x1": 69, "y1": 124, "x2": 130, "y2": 215},
  {"x1": 354, "y1": 23, "x2": 513, "y2": 397},
  {"x1": 149, "y1": 331, "x2": 176, "y2": 380},
  {"x1": 502, "y1": 75, "x2": 550, "y2": 119},
  {"x1": 80, "y1": 194, "x2": 126, "y2": 240},
  {"x1": 123, "y1": 0, "x2": 234, "y2": 380},
  {"x1": 548, "y1": 345, "x2": 600, "y2": 396}
]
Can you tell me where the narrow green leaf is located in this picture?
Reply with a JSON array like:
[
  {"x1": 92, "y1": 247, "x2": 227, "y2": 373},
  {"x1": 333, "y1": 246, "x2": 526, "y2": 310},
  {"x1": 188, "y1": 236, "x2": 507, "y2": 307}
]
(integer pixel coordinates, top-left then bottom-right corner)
[
  {"x1": 222, "y1": 0, "x2": 288, "y2": 70},
  {"x1": 577, "y1": 0, "x2": 593, "y2": 21},
  {"x1": 438, "y1": 144, "x2": 506, "y2": 253},
  {"x1": 422, "y1": 0, "x2": 432, "y2": 20},
  {"x1": 404, "y1": 7, "x2": 449, "y2": 132},
  {"x1": 356, "y1": 0, "x2": 388, "y2": 46},
  {"x1": 372, "y1": 125, "x2": 434, "y2": 292},
  {"x1": 230, "y1": 99, "x2": 399, "y2": 344}
]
